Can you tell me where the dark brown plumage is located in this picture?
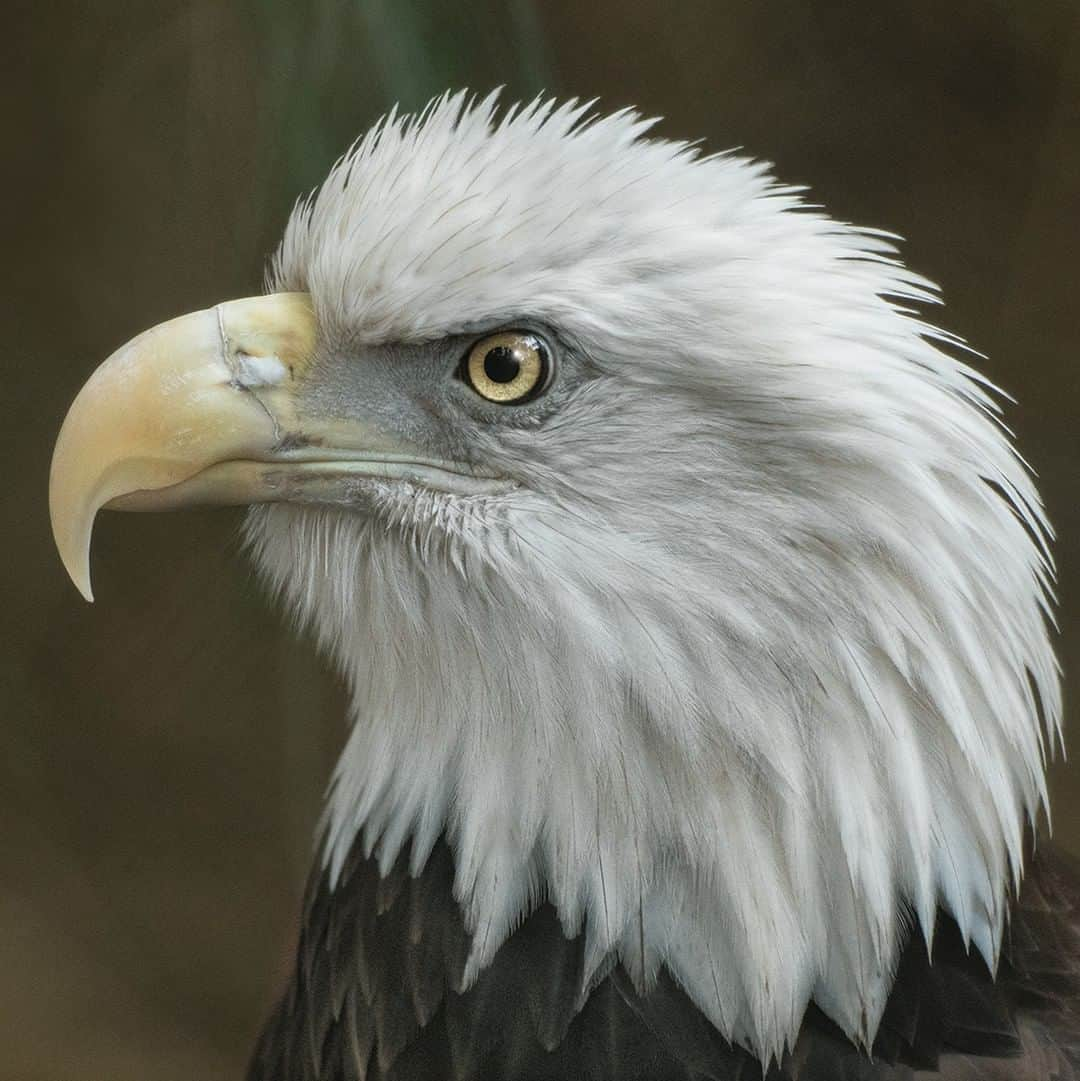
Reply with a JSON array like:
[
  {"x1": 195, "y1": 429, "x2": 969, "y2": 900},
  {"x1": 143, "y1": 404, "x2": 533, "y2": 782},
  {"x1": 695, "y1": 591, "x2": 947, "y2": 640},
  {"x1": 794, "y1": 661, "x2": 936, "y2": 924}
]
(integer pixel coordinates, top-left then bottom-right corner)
[{"x1": 248, "y1": 838, "x2": 1080, "y2": 1081}]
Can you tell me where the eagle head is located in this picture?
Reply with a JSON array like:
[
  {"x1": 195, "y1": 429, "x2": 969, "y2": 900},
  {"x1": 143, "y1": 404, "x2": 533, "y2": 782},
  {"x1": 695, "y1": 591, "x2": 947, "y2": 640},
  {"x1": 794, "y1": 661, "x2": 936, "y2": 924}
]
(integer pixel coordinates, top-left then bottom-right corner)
[{"x1": 50, "y1": 92, "x2": 1058, "y2": 1062}]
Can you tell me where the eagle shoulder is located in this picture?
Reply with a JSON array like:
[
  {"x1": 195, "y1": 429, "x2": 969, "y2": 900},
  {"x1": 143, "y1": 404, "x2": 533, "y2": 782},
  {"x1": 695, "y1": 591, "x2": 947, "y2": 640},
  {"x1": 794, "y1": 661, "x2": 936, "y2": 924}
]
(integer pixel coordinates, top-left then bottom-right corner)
[{"x1": 247, "y1": 839, "x2": 1080, "y2": 1081}]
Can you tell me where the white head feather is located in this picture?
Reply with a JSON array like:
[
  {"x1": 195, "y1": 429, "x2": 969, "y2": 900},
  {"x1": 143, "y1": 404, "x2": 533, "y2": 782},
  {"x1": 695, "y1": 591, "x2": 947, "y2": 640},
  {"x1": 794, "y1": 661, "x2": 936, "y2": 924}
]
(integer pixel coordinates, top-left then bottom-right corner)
[{"x1": 244, "y1": 92, "x2": 1060, "y2": 1064}]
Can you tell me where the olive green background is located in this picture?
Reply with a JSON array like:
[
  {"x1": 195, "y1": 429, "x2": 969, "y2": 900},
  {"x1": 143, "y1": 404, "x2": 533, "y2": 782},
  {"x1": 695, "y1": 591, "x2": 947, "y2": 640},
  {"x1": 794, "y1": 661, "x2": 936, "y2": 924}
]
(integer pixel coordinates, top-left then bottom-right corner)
[{"x1": 4, "y1": 2, "x2": 1078, "y2": 1078}]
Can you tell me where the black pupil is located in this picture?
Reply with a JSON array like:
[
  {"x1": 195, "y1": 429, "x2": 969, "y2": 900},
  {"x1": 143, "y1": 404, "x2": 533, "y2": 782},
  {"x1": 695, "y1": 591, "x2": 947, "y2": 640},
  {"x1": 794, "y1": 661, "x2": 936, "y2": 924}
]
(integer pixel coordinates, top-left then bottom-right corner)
[{"x1": 483, "y1": 346, "x2": 521, "y2": 384}]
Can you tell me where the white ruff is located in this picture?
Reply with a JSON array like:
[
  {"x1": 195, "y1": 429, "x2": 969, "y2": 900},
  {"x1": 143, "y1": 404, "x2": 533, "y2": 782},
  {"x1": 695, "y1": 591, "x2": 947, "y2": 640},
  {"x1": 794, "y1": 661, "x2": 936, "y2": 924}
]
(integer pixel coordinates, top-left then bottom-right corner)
[{"x1": 245, "y1": 93, "x2": 1060, "y2": 1065}]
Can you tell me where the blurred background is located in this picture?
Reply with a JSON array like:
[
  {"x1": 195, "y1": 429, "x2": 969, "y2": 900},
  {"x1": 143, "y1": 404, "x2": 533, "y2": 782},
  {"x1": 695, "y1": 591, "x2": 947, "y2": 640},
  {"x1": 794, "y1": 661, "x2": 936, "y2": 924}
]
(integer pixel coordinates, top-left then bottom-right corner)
[{"x1": 4, "y1": 1, "x2": 1078, "y2": 1078}]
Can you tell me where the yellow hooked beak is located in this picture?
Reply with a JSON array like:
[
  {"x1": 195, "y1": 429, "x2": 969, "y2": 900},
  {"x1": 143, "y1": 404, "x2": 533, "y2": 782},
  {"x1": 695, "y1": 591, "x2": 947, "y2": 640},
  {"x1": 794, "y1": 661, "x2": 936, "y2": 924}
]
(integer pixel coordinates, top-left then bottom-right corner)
[{"x1": 49, "y1": 292, "x2": 504, "y2": 601}]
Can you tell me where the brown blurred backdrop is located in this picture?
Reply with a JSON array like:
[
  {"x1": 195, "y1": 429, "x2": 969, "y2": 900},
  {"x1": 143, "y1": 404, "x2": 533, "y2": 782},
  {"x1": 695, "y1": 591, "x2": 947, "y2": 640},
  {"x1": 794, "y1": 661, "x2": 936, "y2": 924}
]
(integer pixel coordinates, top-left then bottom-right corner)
[{"x1": 3, "y1": 2, "x2": 1078, "y2": 1078}]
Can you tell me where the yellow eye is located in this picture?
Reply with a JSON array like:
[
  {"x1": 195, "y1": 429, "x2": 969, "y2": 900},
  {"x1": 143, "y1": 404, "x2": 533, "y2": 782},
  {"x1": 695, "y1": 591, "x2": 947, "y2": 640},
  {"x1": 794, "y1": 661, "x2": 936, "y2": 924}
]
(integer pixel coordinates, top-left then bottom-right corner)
[{"x1": 463, "y1": 331, "x2": 550, "y2": 404}]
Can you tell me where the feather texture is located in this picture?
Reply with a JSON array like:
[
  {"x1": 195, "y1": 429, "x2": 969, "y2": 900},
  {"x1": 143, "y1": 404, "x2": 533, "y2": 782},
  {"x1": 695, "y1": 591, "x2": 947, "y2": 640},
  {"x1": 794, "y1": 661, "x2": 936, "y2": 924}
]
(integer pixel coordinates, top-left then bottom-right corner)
[
  {"x1": 247, "y1": 836, "x2": 1080, "y2": 1080},
  {"x1": 245, "y1": 93, "x2": 1060, "y2": 1060}
]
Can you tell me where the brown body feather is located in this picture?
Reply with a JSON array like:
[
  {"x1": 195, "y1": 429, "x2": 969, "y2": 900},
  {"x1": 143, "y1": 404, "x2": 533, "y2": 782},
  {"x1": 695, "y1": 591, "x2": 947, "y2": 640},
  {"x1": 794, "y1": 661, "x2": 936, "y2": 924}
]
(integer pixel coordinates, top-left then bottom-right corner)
[{"x1": 248, "y1": 839, "x2": 1080, "y2": 1081}]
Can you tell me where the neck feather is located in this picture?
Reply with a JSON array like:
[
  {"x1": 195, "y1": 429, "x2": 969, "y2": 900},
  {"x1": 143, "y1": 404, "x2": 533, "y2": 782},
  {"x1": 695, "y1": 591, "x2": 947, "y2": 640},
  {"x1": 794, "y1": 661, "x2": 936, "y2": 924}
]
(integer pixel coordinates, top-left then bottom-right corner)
[{"x1": 245, "y1": 483, "x2": 1056, "y2": 1064}]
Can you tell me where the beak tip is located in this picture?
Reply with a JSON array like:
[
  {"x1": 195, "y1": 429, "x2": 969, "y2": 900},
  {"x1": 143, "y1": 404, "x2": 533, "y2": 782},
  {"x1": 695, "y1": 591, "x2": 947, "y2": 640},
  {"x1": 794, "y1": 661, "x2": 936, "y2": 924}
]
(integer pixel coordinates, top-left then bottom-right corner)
[
  {"x1": 57, "y1": 542, "x2": 95, "y2": 603},
  {"x1": 49, "y1": 487, "x2": 97, "y2": 603}
]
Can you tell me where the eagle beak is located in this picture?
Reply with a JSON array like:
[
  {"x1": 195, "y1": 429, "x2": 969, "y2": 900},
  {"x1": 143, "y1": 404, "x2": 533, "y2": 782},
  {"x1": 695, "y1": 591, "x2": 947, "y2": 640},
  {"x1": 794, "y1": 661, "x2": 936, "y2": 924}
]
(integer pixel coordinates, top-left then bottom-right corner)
[
  {"x1": 49, "y1": 293, "x2": 321, "y2": 600},
  {"x1": 51, "y1": 291, "x2": 512, "y2": 601}
]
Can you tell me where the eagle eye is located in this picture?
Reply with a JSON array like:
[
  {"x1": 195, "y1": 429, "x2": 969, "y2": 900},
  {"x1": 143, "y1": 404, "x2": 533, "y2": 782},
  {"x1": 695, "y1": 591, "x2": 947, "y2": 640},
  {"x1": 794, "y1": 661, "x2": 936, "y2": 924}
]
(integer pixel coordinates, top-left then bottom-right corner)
[{"x1": 462, "y1": 331, "x2": 551, "y2": 404}]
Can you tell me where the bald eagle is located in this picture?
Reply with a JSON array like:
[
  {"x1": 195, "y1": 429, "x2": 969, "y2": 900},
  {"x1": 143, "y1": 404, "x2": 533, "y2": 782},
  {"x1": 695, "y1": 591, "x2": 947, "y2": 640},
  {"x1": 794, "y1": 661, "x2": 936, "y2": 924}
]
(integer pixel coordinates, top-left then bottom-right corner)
[{"x1": 50, "y1": 93, "x2": 1079, "y2": 1079}]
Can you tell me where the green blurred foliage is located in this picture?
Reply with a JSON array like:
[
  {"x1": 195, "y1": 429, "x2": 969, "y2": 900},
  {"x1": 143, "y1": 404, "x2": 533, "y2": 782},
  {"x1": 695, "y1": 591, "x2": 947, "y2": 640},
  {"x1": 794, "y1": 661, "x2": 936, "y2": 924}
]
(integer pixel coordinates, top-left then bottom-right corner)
[{"x1": 249, "y1": 0, "x2": 553, "y2": 247}]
